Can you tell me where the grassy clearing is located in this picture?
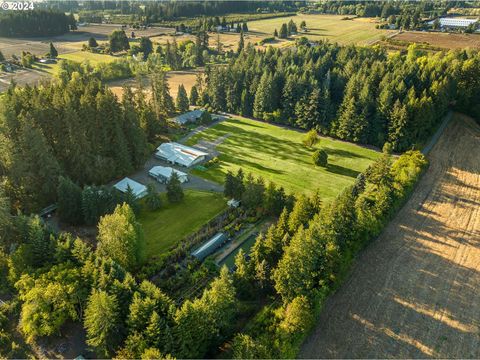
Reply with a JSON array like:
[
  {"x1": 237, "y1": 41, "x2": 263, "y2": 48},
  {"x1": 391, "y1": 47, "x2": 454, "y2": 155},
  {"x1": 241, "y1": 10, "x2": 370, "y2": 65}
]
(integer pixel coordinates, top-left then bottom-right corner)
[
  {"x1": 185, "y1": 117, "x2": 380, "y2": 199},
  {"x1": 248, "y1": 14, "x2": 390, "y2": 45},
  {"x1": 139, "y1": 190, "x2": 227, "y2": 258},
  {"x1": 32, "y1": 51, "x2": 118, "y2": 75}
]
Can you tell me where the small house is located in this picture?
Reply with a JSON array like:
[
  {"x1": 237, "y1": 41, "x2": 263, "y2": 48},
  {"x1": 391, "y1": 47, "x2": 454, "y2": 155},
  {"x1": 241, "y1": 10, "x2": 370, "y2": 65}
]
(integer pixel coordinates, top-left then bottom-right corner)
[{"x1": 171, "y1": 109, "x2": 206, "y2": 125}]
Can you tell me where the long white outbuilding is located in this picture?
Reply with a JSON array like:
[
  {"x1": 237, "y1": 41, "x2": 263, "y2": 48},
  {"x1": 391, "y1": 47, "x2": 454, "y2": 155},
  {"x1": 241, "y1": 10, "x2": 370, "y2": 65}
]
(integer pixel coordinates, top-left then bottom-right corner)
[
  {"x1": 155, "y1": 142, "x2": 208, "y2": 168},
  {"x1": 149, "y1": 166, "x2": 189, "y2": 183},
  {"x1": 113, "y1": 177, "x2": 148, "y2": 199}
]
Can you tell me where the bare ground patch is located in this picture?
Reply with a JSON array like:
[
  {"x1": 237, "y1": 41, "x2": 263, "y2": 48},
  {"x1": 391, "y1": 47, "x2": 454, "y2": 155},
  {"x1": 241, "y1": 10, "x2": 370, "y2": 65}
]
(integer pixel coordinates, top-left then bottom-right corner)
[
  {"x1": 300, "y1": 114, "x2": 480, "y2": 358},
  {"x1": 392, "y1": 31, "x2": 480, "y2": 50}
]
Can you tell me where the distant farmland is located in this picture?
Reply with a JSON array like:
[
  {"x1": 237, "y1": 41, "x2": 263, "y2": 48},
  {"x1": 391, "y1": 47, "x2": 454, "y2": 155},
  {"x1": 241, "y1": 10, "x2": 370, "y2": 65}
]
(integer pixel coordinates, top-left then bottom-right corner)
[{"x1": 248, "y1": 14, "x2": 390, "y2": 45}]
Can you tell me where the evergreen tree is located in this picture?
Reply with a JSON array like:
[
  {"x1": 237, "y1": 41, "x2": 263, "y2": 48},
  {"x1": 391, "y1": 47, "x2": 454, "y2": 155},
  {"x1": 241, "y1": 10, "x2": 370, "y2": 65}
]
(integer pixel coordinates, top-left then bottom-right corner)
[
  {"x1": 176, "y1": 84, "x2": 190, "y2": 113},
  {"x1": 49, "y1": 42, "x2": 58, "y2": 58},
  {"x1": 313, "y1": 149, "x2": 328, "y2": 167},
  {"x1": 145, "y1": 183, "x2": 162, "y2": 211},
  {"x1": 279, "y1": 23, "x2": 288, "y2": 38},
  {"x1": 88, "y1": 37, "x2": 98, "y2": 48},
  {"x1": 139, "y1": 37, "x2": 153, "y2": 59},
  {"x1": 84, "y1": 290, "x2": 121, "y2": 357},
  {"x1": 189, "y1": 85, "x2": 199, "y2": 106},
  {"x1": 57, "y1": 176, "x2": 83, "y2": 225},
  {"x1": 166, "y1": 172, "x2": 184, "y2": 203},
  {"x1": 109, "y1": 30, "x2": 130, "y2": 52},
  {"x1": 237, "y1": 31, "x2": 244, "y2": 54}
]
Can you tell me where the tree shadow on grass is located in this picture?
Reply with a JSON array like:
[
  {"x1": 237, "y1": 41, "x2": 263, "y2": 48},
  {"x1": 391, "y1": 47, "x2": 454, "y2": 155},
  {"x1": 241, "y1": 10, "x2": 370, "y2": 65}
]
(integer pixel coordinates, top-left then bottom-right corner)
[{"x1": 326, "y1": 163, "x2": 360, "y2": 178}]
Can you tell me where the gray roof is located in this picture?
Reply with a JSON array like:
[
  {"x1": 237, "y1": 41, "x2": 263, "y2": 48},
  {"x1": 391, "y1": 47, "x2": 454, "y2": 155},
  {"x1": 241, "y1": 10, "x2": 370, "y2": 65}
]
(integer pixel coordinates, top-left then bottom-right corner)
[{"x1": 172, "y1": 109, "x2": 205, "y2": 125}]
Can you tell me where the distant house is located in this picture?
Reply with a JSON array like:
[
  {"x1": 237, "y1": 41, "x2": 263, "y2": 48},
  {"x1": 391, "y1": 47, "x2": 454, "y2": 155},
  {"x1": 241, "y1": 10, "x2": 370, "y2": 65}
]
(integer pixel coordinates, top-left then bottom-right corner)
[
  {"x1": 192, "y1": 233, "x2": 227, "y2": 260},
  {"x1": 171, "y1": 109, "x2": 205, "y2": 125},
  {"x1": 148, "y1": 166, "x2": 188, "y2": 183},
  {"x1": 428, "y1": 17, "x2": 479, "y2": 28},
  {"x1": 155, "y1": 142, "x2": 208, "y2": 168},
  {"x1": 113, "y1": 177, "x2": 147, "y2": 199}
]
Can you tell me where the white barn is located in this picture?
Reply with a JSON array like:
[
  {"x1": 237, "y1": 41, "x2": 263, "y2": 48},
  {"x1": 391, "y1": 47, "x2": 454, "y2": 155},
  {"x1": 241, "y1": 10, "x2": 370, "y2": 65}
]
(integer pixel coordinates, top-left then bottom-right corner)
[
  {"x1": 149, "y1": 166, "x2": 188, "y2": 183},
  {"x1": 428, "y1": 17, "x2": 479, "y2": 28},
  {"x1": 113, "y1": 177, "x2": 148, "y2": 199},
  {"x1": 155, "y1": 142, "x2": 208, "y2": 168}
]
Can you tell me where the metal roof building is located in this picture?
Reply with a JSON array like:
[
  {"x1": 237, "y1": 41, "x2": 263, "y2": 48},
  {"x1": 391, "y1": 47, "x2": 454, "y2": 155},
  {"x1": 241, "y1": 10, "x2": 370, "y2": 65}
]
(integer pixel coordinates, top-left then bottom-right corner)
[
  {"x1": 113, "y1": 177, "x2": 147, "y2": 199},
  {"x1": 148, "y1": 166, "x2": 188, "y2": 183},
  {"x1": 428, "y1": 17, "x2": 479, "y2": 28},
  {"x1": 192, "y1": 233, "x2": 227, "y2": 261},
  {"x1": 171, "y1": 109, "x2": 205, "y2": 125},
  {"x1": 155, "y1": 142, "x2": 208, "y2": 168}
]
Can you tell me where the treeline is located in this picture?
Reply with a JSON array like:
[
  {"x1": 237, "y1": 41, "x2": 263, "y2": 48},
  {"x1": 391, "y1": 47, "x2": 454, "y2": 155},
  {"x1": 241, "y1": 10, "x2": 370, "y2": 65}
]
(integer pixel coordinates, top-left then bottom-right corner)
[
  {"x1": 0, "y1": 71, "x2": 180, "y2": 212},
  {"x1": 144, "y1": 1, "x2": 301, "y2": 22},
  {"x1": 230, "y1": 149, "x2": 428, "y2": 357},
  {"x1": 0, "y1": 9, "x2": 75, "y2": 37},
  {"x1": 198, "y1": 42, "x2": 480, "y2": 152}
]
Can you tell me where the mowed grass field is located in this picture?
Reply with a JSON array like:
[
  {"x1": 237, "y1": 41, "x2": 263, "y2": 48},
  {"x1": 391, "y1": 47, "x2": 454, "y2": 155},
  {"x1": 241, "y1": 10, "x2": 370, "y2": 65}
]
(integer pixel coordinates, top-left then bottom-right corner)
[
  {"x1": 185, "y1": 117, "x2": 381, "y2": 199},
  {"x1": 33, "y1": 51, "x2": 117, "y2": 75},
  {"x1": 248, "y1": 14, "x2": 390, "y2": 45},
  {"x1": 139, "y1": 190, "x2": 227, "y2": 258}
]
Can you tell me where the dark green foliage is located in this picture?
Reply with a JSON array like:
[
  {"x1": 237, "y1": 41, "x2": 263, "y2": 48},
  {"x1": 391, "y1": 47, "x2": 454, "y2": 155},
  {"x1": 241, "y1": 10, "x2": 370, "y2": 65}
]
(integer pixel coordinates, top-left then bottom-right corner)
[
  {"x1": 166, "y1": 172, "x2": 184, "y2": 203},
  {"x1": 57, "y1": 177, "x2": 83, "y2": 225},
  {"x1": 189, "y1": 85, "x2": 199, "y2": 106},
  {"x1": 88, "y1": 37, "x2": 98, "y2": 48},
  {"x1": 139, "y1": 37, "x2": 153, "y2": 59},
  {"x1": 145, "y1": 184, "x2": 162, "y2": 211},
  {"x1": 279, "y1": 23, "x2": 288, "y2": 38},
  {"x1": 109, "y1": 30, "x2": 130, "y2": 53},
  {"x1": 0, "y1": 9, "x2": 72, "y2": 37},
  {"x1": 176, "y1": 84, "x2": 190, "y2": 113},
  {"x1": 313, "y1": 149, "x2": 328, "y2": 167},
  {"x1": 0, "y1": 74, "x2": 148, "y2": 212},
  {"x1": 48, "y1": 42, "x2": 58, "y2": 58}
]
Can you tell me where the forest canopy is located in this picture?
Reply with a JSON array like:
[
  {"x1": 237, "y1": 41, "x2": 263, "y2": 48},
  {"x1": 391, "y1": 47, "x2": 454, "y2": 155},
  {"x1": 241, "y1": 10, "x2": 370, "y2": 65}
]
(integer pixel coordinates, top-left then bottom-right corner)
[{"x1": 0, "y1": 9, "x2": 75, "y2": 37}]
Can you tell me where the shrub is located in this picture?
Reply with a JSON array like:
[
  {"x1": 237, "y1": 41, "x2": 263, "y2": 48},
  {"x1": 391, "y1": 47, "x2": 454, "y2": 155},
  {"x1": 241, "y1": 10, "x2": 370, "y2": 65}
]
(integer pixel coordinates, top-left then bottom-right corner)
[{"x1": 312, "y1": 149, "x2": 328, "y2": 167}]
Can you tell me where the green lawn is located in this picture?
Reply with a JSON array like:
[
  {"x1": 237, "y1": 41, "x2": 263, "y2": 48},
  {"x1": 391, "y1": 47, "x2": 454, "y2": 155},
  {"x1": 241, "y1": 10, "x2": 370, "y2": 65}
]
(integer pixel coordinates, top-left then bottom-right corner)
[
  {"x1": 33, "y1": 51, "x2": 117, "y2": 75},
  {"x1": 139, "y1": 190, "x2": 227, "y2": 258},
  {"x1": 185, "y1": 117, "x2": 381, "y2": 200},
  {"x1": 249, "y1": 14, "x2": 390, "y2": 45}
]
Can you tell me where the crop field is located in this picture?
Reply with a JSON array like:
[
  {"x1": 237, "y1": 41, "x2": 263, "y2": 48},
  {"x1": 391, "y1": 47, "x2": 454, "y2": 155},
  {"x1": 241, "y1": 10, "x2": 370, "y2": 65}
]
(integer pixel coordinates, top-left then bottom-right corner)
[
  {"x1": 390, "y1": 31, "x2": 480, "y2": 50},
  {"x1": 248, "y1": 14, "x2": 390, "y2": 45},
  {"x1": 139, "y1": 190, "x2": 226, "y2": 259},
  {"x1": 109, "y1": 69, "x2": 200, "y2": 100},
  {"x1": 185, "y1": 116, "x2": 380, "y2": 199},
  {"x1": 300, "y1": 114, "x2": 480, "y2": 358}
]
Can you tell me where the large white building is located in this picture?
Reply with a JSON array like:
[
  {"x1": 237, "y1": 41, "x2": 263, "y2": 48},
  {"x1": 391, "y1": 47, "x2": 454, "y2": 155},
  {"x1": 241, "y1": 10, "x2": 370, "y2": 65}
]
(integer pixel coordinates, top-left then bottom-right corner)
[
  {"x1": 429, "y1": 17, "x2": 479, "y2": 28},
  {"x1": 155, "y1": 142, "x2": 208, "y2": 168},
  {"x1": 113, "y1": 177, "x2": 148, "y2": 199},
  {"x1": 149, "y1": 166, "x2": 189, "y2": 183},
  {"x1": 171, "y1": 109, "x2": 205, "y2": 125}
]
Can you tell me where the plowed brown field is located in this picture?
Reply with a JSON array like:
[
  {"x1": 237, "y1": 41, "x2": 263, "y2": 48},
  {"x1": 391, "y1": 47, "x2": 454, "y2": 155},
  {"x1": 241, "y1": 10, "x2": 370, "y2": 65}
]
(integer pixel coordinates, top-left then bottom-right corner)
[{"x1": 300, "y1": 114, "x2": 480, "y2": 358}]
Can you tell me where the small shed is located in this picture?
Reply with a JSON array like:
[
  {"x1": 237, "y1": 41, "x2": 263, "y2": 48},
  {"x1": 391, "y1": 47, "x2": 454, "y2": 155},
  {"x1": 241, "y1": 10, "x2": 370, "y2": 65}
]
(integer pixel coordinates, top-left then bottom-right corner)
[
  {"x1": 192, "y1": 233, "x2": 227, "y2": 261},
  {"x1": 149, "y1": 166, "x2": 188, "y2": 183},
  {"x1": 113, "y1": 177, "x2": 147, "y2": 199}
]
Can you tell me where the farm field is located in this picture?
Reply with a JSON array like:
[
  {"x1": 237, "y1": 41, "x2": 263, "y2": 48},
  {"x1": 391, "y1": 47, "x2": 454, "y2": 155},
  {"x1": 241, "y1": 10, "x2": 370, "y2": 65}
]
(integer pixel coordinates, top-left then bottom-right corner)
[
  {"x1": 300, "y1": 114, "x2": 480, "y2": 358},
  {"x1": 248, "y1": 14, "x2": 390, "y2": 45},
  {"x1": 185, "y1": 117, "x2": 381, "y2": 199},
  {"x1": 139, "y1": 190, "x2": 226, "y2": 259},
  {"x1": 109, "y1": 69, "x2": 200, "y2": 100},
  {"x1": 390, "y1": 31, "x2": 480, "y2": 50}
]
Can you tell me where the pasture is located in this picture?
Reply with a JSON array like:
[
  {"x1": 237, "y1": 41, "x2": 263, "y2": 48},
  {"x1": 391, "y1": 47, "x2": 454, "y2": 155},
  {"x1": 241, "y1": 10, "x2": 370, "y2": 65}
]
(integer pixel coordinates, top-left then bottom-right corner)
[
  {"x1": 139, "y1": 190, "x2": 226, "y2": 259},
  {"x1": 248, "y1": 14, "x2": 390, "y2": 45},
  {"x1": 185, "y1": 117, "x2": 380, "y2": 199}
]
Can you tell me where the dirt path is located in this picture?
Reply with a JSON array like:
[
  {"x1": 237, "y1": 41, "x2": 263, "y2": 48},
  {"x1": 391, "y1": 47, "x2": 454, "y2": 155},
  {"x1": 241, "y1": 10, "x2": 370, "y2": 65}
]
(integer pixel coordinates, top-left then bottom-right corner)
[{"x1": 300, "y1": 114, "x2": 480, "y2": 358}]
